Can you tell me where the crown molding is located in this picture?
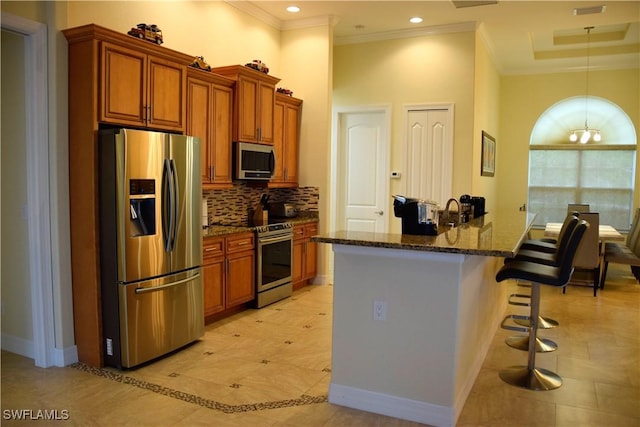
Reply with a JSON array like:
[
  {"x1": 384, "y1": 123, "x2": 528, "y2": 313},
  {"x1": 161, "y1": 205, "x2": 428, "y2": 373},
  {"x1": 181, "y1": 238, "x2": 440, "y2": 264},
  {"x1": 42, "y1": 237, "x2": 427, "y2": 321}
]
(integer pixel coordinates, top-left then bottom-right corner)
[
  {"x1": 334, "y1": 21, "x2": 477, "y2": 46},
  {"x1": 225, "y1": 0, "x2": 281, "y2": 29},
  {"x1": 281, "y1": 15, "x2": 340, "y2": 31}
]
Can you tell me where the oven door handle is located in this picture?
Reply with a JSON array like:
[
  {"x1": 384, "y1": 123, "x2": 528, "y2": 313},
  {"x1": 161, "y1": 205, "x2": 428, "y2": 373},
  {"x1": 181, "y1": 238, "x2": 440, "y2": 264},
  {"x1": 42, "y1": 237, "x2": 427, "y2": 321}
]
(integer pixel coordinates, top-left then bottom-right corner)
[{"x1": 258, "y1": 234, "x2": 292, "y2": 244}]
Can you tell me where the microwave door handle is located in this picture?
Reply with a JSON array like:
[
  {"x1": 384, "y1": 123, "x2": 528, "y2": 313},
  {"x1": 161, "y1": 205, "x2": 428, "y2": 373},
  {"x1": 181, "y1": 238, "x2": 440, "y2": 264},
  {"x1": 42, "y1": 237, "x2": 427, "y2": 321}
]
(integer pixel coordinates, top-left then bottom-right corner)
[{"x1": 269, "y1": 150, "x2": 275, "y2": 175}]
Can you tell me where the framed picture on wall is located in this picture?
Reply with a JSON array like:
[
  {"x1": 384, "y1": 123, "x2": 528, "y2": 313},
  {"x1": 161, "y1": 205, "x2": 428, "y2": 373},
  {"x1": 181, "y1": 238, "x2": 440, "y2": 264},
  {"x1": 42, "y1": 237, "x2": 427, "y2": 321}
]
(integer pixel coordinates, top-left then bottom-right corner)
[{"x1": 481, "y1": 131, "x2": 496, "y2": 177}]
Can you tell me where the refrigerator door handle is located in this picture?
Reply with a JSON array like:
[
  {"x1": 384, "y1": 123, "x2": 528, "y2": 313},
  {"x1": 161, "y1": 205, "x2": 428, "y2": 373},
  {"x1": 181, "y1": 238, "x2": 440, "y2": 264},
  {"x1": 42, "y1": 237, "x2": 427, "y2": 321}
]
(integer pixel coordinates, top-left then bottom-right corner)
[
  {"x1": 169, "y1": 159, "x2": 179, "y2": 252},
  {"x1": 161, "y1": 159, "x2": 172, "y2": 252},
  {"x1": 134, "y1": 272, "x2": 201, "y2": 294}
]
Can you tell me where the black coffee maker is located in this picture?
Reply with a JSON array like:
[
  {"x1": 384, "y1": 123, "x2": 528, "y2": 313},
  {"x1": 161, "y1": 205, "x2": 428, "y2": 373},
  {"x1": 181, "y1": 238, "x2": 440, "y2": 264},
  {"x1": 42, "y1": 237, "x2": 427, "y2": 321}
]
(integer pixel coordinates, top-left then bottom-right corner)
[
  {"x1": 392, "y1": 195, "x2": 439, "y2": 236},
  {"x1": 460, "y1": 194, "x2": 486, "y2": 220}
]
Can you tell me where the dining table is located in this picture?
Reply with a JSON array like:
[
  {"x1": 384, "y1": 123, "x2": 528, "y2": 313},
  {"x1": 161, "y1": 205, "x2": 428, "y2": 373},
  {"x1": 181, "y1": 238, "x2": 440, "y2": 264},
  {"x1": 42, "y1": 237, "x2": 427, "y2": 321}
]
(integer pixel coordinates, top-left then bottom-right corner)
[{"x1": 544, "y1": 222, "x2": 624, "y2": 242}]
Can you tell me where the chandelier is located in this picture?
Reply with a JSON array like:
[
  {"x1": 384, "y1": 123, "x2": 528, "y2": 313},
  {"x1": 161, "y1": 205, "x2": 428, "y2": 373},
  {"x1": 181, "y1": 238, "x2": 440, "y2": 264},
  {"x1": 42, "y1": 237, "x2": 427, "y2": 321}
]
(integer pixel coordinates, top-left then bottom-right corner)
[{"x1": 569, "y1": 26, "x2": 601, "y2": 144}]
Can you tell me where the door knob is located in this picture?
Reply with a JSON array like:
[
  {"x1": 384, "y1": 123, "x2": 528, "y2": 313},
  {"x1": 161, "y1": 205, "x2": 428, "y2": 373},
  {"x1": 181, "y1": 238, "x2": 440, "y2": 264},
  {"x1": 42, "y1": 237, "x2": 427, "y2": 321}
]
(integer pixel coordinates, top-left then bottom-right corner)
[{"x1": 374, "y1": 210, "x2": 384, "y2": 216}]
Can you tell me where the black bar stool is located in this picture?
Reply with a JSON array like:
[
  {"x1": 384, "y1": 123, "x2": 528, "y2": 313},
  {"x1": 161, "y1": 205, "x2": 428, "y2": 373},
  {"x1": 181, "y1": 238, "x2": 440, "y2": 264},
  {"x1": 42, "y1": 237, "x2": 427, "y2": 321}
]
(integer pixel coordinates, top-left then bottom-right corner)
[
  {"x1": 495, "y1": 220, "x2": 589, "y2": 390},
  {"x1": 502, "y1": 215, "x2": 580, "y2": 351}
]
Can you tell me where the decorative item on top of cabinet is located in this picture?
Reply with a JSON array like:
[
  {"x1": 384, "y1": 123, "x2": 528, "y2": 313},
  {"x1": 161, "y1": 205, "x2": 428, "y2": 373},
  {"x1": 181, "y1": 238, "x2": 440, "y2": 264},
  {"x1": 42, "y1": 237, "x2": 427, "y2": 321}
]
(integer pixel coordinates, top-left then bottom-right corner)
[
  {"x1": 276, "y1": 87, "x2": 293, "y2": 96},
  {"x1": 245, "y1": 59, "x2": 269, "y2": 74},
  {"x1": 292, "y1": 222, "x2": 318, "y2": 290},
  {"x1": 187, "y1": 69, "x2": 234, "y2": 188},
  {"x1": 202, "y1": 232, "x2": 255, "y2": 323},
  {"x1": 270, "y1": 93, "x2": 302, "y2": 188},
  {"x1": 190, "y1": 56, "x2": 212, "y2": 71},
  {"x1": 211, "y1": 65, "x2": 280, "y2": 145},
  {"x1": 127, "y1": 23, "x2": 163, "y2": 45}
]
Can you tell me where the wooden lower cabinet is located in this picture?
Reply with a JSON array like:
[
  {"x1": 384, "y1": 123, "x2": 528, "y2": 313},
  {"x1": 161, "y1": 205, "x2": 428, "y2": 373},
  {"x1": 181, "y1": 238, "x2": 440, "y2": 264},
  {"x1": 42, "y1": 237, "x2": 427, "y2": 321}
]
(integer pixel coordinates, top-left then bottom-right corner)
[
  {"x1": 226, "y1": 250, "x2": 255, "y2": 307},
  {"x1": 292, "y1": 222, "x2": 318, "y2": 290},
  {"x1": 202, "y1": 237, "x2": 225, "y2": 317},
  {"x1": 203, "y1": 258, "x2": 225, "y2": 316},
  {"x1": 203, "y1": 232, "x2": 255, "y2": 322}
]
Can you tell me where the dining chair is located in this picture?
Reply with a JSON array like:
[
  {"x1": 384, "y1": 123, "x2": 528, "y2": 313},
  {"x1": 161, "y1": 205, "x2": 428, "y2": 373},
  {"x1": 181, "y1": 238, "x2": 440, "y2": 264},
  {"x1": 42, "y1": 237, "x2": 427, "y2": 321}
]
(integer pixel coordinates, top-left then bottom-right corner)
[
  {"x1": 601, "y1": 208, "x2": 640, "y2": 288},
  {"x1": 565, "y1": 212, "x2": 600, "y2": 296},
  {"x1": 567, "y1": 203, "x2": 590, "y2": 213}
]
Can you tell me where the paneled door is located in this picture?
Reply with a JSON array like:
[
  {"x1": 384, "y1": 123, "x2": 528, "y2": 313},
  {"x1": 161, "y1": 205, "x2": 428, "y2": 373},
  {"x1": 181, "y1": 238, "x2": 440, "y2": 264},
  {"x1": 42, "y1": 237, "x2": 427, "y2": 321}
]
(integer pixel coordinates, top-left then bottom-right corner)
[
  {"x1": 335, "y1": 108, "x2": 390, "y2": 233},
  {"x1": 404, "y1": 106, "x2": 453, "y2": 207}
]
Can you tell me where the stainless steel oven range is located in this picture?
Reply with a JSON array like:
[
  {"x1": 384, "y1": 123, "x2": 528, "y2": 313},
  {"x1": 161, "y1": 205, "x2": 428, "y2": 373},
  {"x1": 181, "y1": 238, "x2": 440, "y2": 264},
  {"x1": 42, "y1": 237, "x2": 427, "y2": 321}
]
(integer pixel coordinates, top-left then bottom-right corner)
[{"x1": 255, "y1": 222, "x2": 293, "y2": 308}]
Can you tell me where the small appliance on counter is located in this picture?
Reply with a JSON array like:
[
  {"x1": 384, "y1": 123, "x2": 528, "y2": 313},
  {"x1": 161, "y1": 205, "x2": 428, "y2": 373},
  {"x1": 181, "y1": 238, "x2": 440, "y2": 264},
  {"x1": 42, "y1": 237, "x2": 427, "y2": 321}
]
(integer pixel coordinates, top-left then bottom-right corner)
[
  {"x1": 471, "y1": 196, "x2": 486, "y2": 218},
  {"x1": 270, "y1": 202, "x2": 298, "y2": 218},
  {"x1": 392, "y1": 195, "x2": 439, "y2": 236},
  {"x1": 460, "y1": 194, "x2": 486, "y2": 220}
]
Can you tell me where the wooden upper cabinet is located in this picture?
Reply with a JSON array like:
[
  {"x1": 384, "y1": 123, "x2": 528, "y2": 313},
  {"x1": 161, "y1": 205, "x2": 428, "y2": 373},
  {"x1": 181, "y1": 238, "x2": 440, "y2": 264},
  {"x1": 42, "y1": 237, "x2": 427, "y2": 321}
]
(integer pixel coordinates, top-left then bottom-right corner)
[
  {"x1": 270, "y1": 93, "x2": 302, "y2": 188},
  {"x1": 100, "y1": 41, "x2": 186, "y2": 131},
  {"x1": 211, "y1": 65, "x2": 280, "y2": 145},
  {"x1": 257, "y1": 80, "x2": 275, "y2": 144},
  {"x1": 187, "y1": 70, "x2": 234, "y2": 188}
]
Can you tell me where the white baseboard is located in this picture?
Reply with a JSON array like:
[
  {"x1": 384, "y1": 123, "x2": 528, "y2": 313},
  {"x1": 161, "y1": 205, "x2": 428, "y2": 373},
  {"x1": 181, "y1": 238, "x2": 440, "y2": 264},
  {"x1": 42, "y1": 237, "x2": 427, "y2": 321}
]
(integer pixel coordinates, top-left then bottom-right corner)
[
  {"x1": 52, "y1": 345, "x2": 78, "y2": 367},
  {"x1": 2, "y1": 333, "x2": 78, "y2": 367},
  {"x1": 329, "y1": 383, "x2": 455, "y2": 427},
  {"x1": 1, "y1": 333, "x2": 34, "y2": 359},
  {"x1": 311, "y1": 274, "x2": 331, "y2": 285}
]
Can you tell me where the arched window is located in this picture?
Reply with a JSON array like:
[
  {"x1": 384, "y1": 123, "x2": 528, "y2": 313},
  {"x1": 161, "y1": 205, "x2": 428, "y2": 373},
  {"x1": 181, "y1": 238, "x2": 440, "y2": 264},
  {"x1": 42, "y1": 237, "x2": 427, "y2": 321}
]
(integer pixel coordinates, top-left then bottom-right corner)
[{"x1": 528, "y1": 96, "x2": 637, "y2": 231}]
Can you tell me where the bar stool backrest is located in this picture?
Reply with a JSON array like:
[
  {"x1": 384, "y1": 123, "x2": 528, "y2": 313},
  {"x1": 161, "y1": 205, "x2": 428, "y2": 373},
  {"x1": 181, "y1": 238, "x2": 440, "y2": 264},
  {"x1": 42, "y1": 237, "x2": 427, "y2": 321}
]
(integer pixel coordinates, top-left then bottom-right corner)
[
  {"x1": 554, "y1": 215, "x2": 580, "y2": 258},
  {"x1": 558, "y1": 220, "x2": 590, "y2": 285},
  {"x1": 556, "y1": 213, "x2": 579, "y2": 245}
]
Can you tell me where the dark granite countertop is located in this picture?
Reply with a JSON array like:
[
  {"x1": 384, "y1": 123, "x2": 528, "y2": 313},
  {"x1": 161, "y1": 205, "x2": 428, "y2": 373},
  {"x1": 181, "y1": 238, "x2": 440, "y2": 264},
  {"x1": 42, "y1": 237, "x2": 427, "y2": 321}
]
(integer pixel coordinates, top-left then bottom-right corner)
[
  {"x1": 312, "y1": 211, "x2": 536, "y2": 258},
  {"x1": 202, "y1": 212, "x2": 319, "y2": 239}
]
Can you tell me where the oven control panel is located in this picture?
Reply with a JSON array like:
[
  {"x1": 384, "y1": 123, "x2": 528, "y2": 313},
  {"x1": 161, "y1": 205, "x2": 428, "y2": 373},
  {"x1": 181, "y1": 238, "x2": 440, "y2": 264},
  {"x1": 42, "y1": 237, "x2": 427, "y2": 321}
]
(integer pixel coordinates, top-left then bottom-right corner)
[{"x1": 255, "y1": 222, "x2": 293, "y2": 235}]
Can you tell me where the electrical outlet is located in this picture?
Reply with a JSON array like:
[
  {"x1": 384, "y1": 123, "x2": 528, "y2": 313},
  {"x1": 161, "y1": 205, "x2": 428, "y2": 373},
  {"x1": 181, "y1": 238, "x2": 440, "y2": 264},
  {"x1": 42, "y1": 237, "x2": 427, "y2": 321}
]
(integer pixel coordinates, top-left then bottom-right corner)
[{"x1": 373, "y1": 300, "x2": 387, "y2": 321}]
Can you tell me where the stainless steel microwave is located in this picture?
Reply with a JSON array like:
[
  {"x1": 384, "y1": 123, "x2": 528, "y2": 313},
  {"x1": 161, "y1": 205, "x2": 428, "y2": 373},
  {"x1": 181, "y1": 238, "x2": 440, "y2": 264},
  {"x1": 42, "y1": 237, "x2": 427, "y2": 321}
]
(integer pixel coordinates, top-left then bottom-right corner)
[{"x1": 234, "y1": 142, "x2": 275, "y2": 180}]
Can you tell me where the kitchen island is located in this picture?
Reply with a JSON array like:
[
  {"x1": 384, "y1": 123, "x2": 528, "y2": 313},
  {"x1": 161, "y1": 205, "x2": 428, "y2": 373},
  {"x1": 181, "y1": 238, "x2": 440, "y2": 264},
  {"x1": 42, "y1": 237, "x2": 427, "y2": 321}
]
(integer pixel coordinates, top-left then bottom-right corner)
[{"x1": 313, "y1": 211, "x2": 536, "y2": 427}]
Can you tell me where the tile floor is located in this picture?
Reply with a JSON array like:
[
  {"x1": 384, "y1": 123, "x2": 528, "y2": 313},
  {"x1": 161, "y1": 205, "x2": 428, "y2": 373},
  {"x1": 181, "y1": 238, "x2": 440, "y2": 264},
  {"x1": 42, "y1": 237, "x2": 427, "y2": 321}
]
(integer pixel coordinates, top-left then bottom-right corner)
[{"x1": 1, "y1": 263, "x2": 639, "y2": 426}]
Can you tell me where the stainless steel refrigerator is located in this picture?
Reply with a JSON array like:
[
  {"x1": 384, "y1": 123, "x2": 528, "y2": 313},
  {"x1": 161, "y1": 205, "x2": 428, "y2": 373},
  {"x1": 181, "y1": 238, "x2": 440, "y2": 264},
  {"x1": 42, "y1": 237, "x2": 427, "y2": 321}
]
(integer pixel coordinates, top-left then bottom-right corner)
[{"x1": 99, "y1": 128, "x2": 203, "y2": 369}]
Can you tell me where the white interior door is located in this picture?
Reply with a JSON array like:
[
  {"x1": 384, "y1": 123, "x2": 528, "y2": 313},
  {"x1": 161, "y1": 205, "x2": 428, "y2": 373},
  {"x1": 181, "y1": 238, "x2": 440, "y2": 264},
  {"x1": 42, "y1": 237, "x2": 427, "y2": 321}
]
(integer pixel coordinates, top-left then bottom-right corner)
[
  {"x1": 404, "y1": 106, "x2": 453, "y2": 207},
  {"x1": 336, "y1": 109, "x2": 390, "y2": 233}
]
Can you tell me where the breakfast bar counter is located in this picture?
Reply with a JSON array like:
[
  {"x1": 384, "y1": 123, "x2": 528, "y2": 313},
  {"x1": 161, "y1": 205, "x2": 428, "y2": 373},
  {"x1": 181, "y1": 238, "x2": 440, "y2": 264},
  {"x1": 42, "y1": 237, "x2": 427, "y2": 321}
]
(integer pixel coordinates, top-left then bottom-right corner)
[{"x1": 313, "y1": 212, "x2": 535, "y2": 427}]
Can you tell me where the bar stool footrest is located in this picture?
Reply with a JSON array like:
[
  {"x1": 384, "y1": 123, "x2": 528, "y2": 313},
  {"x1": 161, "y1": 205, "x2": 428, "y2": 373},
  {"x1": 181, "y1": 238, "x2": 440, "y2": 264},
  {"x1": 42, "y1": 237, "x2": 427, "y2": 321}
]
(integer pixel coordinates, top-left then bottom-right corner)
[
  {"x1": 505, "y1": 335, "x2": 558, "y2": 352},
  {"x1": 501, "y1": 315, "x2": 530, "y2": 333},
  {"x1": 499, "y1": 366, "x2": 562, "y2": 390},
  {"x1": 514, "y1": 315, "x2": 559, "y2": 329},
  {"x1": 508, "y1": 293, "x2": 532, "y2": 307}
]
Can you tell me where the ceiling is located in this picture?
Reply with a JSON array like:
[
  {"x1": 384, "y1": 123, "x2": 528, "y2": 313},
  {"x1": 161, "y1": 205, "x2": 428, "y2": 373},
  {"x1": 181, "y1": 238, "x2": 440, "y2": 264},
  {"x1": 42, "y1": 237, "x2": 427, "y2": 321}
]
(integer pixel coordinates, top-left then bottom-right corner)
[{"x1": 229, "y1": 0, "x2": 640, "y2": 74}]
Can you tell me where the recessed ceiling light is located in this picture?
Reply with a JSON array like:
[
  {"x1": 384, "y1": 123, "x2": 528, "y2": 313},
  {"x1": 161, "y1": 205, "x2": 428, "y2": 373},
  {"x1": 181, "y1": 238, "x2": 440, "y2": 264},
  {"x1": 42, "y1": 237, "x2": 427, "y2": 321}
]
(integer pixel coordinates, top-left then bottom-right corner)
[
  {"x1": 286, "y1": 6, "x2": 300, "y2": 13},
  {"x1": 409, "y1": 17, "x2": 423, "y2": 24}
]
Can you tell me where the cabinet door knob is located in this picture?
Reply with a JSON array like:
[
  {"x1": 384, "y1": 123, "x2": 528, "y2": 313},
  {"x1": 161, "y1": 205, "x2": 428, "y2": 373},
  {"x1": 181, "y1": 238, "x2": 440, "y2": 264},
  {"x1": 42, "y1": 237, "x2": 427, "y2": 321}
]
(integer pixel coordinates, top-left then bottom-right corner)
[{"x1": 374, "y1": 210, "x2": 384, "y2": 216}]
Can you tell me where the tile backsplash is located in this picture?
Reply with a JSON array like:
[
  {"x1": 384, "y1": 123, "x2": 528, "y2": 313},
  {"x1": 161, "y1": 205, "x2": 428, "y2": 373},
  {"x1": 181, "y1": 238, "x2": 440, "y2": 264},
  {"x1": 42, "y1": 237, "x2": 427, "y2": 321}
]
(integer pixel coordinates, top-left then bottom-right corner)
[{"x1": 203, "y1": 183, "x2": 319, "y2": 226}]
